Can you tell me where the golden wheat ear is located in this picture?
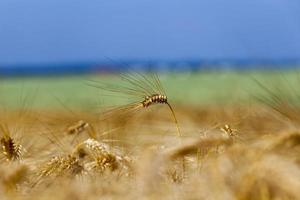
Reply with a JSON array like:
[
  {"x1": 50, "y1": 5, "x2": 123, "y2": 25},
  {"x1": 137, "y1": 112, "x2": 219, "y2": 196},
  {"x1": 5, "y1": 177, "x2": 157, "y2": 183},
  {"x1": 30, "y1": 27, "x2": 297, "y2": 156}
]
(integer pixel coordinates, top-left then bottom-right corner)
[
  {"x1": 72, "y1": 138, "x2": 132, "y2": 175},
  {"x1": 89, "y1": 72, "x2": 182, "y2": 138},
  {"x1": 0, "y1": 125, "x2": 23, "y2": 161}
]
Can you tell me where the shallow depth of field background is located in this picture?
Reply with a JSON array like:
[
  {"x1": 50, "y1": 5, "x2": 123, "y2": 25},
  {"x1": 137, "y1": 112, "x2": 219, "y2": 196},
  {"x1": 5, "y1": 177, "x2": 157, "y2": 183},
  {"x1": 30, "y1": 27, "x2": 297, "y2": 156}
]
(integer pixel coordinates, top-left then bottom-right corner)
[
  {"x1": 0, "y1": 1, "x2": 300, "y2": 108},
  {"x1": 1, "y1": 1, "x2": 300, "y2": 200},
  {"x1": 0, "y1": 71, "x2": 299, "y2": 109}
]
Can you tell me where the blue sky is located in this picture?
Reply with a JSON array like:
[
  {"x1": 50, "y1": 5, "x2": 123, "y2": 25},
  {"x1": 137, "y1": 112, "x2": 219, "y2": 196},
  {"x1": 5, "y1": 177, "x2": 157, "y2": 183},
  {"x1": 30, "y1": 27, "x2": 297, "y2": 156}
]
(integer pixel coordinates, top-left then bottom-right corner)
[{"x1": 0, "y1": 0, "x2": 300, "y2": 66}]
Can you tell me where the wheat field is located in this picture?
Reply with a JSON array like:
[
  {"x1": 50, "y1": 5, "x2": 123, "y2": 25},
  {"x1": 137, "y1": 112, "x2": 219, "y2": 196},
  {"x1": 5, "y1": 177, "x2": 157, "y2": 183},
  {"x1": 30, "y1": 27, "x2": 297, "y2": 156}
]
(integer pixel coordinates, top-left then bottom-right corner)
[{"x1": 1, "y1": 71, "x2": 300, "y2": 200}]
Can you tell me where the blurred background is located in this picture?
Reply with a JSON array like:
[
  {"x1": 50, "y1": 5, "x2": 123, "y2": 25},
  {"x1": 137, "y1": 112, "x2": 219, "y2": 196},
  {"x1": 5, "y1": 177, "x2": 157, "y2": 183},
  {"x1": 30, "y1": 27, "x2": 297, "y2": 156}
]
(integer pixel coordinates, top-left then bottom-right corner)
[{"x1": 0, "y1": 0, "x2": 300, "y2": 108}]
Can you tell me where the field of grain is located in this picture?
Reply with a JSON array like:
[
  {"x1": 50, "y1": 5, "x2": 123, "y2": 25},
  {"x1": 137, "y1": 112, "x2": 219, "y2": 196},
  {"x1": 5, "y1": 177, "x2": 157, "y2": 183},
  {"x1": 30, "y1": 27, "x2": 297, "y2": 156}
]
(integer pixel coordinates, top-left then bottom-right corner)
[{"x1": 1, "y1": 71, "x2": 300, "y2": 200}]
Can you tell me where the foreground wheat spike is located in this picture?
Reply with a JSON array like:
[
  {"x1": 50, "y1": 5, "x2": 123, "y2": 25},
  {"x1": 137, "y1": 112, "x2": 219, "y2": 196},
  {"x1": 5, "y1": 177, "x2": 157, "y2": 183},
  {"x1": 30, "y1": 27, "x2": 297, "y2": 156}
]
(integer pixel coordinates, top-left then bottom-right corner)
[
  {"x1": 89, "y1": 73, "x2": 181, "y2": 137},
  {"x1": 0, "y1": 125, "x2": 23, "y2": 161},
  {"x1": 38, "y1": 154, "x2": 83, "y2": 179},
  {"x1": 74, "y1": 138, "x2": 131, "y2": 174}
]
